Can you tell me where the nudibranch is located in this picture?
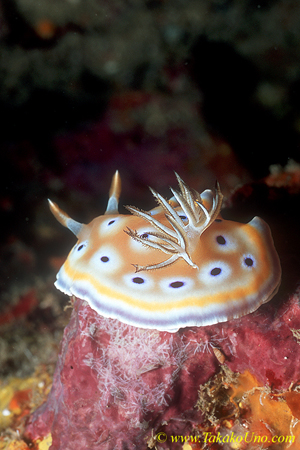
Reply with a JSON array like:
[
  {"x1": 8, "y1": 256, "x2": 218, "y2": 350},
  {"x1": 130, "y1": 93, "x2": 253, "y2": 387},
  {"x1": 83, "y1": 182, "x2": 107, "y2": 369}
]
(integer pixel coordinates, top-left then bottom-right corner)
[{"x1": 49, "y1": 172, "x2": 281, "y2": 332}]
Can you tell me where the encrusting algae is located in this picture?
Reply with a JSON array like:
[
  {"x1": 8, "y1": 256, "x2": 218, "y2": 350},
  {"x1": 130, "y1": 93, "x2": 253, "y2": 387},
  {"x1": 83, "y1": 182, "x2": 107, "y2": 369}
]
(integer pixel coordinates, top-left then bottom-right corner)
[{"x1": 195, "y1": 366, "x2": 300, "y2": 449}]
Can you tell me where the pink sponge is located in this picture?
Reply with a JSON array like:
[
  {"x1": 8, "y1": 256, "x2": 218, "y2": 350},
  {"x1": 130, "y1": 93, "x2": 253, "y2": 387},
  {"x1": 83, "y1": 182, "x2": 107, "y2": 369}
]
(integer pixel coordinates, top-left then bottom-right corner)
[
  {"x1": 26, "y1": 298, "x2": 218, "y2": 449},
  {"x1": 25, "y1": 289, "x2": 300, "y2": 449}
]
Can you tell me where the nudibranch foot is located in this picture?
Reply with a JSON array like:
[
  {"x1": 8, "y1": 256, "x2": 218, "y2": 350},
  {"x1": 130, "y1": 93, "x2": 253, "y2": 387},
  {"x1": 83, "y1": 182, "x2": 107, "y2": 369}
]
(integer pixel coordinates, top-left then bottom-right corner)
[{"x1": 49, "y1": 171, "x2": 281, "y2": 333}]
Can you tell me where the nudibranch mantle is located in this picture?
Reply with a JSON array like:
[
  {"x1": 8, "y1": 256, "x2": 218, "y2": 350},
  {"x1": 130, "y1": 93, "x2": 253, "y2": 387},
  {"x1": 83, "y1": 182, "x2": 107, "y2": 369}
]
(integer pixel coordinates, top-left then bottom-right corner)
[{"x1": 49, "y1": 171, "x2": 281, "y2": 332}]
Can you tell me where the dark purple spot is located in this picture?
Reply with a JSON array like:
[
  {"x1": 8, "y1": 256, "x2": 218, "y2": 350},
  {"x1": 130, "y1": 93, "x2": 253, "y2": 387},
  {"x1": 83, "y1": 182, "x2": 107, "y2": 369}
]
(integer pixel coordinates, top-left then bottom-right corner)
[
  {"x1": 215, "y1": 219, "x2": 222, "y2": 222},
  {"x1": 101, "y1": 256, "x2": 109, "y2": 262},
  {"x1": 108, "y1": 220, "x2": 115, "y2": 225},
  {"x1": 169, "y1": 281, "x2": 185, "y2": 288},
  {"x1": 210, "y1": 267, "x2": 222, "y2": 276},
  {"x1": 216, "y1": 235, "x2": 226, "y2": 245},
  {"x1": 132, "y1": 277, "x2": 145, "y2": 284},
  {"x1": 77, "y1": 244, "x2": 84, "y2": 251},
  {"x1": 141, "y1": 233, "x2": 149, "y2": 238},
  {"x1": 244, "y1": 257, "x2": 254, "y2": 267},
  {"x1": 179, "y1": 215, "x2": 187, "y2": 220}
]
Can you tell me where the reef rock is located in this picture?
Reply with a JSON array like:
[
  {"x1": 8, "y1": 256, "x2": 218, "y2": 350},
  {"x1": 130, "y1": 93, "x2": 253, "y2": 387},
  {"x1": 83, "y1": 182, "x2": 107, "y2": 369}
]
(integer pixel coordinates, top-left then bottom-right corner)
[
  {"x1": 25, "y1": 297, "x2": 218, "y2": 449},
  {"x1": 25, "y1": 167, "x2": 300, "y2": 450},
  {"x1": 25, "y1": 288, "x2": 300, "y2": 450}
]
